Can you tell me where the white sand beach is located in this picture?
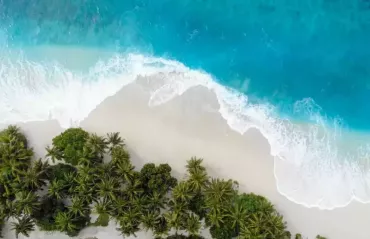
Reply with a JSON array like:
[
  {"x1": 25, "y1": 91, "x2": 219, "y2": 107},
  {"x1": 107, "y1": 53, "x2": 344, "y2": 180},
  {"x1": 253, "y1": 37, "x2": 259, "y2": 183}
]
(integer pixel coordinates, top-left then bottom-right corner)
[{"x1": 2, "y1": 80, "x2": 370, "y2": 239}]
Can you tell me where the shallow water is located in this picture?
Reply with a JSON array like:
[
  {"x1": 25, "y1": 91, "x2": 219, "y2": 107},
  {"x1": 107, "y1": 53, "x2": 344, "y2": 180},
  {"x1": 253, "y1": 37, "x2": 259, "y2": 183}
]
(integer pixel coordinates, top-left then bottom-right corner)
[
  {"x1": 2, "y1": 0, "x2": 370, "y2": 128},
  {"x1": 1, "y1": 0, "x2": 370, "y2": 209}
]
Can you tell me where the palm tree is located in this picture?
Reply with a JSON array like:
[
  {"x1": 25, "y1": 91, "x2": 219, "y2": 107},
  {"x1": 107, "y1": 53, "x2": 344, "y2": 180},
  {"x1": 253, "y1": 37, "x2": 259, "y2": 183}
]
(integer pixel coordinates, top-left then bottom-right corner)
[
  {"x1": 78, "y1": 146, "x2": 98, "y2": 167},
  {"x1": 206, "y1": 207, "x2": 224, "y2": 228},
  {"x1": 141, "y1": 211, "x2": 160, "y2": 231},
  {"x1": 188, "y1": 193, "x2": 207, "y2": 219},
  {"x1": 165, "y1": 198, "x2": 190, "y2": 233},
  {"x1": 239, "y1": 226, "x2": 266, "y2": 239},
  {"x1": 9, "y1": 181, "x2": 24, "y2": 195},
  {"x1": 69, "y1": 196, "x2": 89, "y2": 216},
  {"x1": 117, "y1": 222, "x2": 140, "y2": 238},
  {"x1": 143, "y1": 191, "x2": 167, "y2": 212},
  {"x1": 74, "y1": 166, "x2": 99, "y2": 200},
  {"x1": 11, "y1": 216, "x2": 35, "y2": 238},
  {"x1": 204, "y1": 178, "x2": 236, "y2": 208},
  {"x1": 14, "y1": 191, "x2": 40, "y2": 216},
  {"x1": 168, "y1": 199, "x2": 188, "y2": 217},
  {"x1": 111, "y1": 146, "x2": 131, "y2": 166},
  {"x1": 1, "y1": 125, "x2": 28, "y2": 148},
  {"x1": 54, "y1": 211, "x2": 77, "y2": 234},
  {"x1": 33, "y1": 158, "x2": 50, "y2": 175},
  {"x1": 96, "y1": 176, "x2": 120, "y2": 200},
  {"x1": 115, "y1": 158, "x2": 135, "y2": 183},
  {"x1": 1, "y1": 159, "x2": 26, "y2": 179},
  {"x1": 13, "y1": 146, "x2": 34, "y2": 163},
  {"x1": 125, "y1": 178, "x2": 144, "y2": 201},
  {"x1": 73, "y1": 176, "x2": 95, "y2": 204},
  {"x1": 117, "y1": 207, "x2": 141, "y2": 237},
  {"x1": 187, "y1": 168, "x2": 209, "y2": 192},
  {"x1": 74, "y1": 190, "x2": 95, "y2": 205},
  {"x1": 186, "y1": 157, "x2": 205, "y2": 174},
  {"x1": 243, "y1": 212, "x2": 286, "y2": 239},
  {"x1": 227, "y1": 200, "x2": 248, "y2": 232},
  {"x1": 76, "y1": 165, "x2": 96, "y2": 183},
  {"x1": 2, "y1": 125, "x2": 23, "y2": 137},
  {"x1": 22, "y1": 161, "x2": 49, "y2": 191},
  {"x1": 94, "y1": 198, "x2": 113, "y2": 215},
  {"x1": 268, "y1": 219, "x2": 288, "y2": 239},
  {"x1": 45, "y1": 145, "x2": 62, "y2": 163},
  {"x1": 164, "y1": 210, "x2": 185, "y2": 233},
  {"x1": 98, "y1": 162, "x2": 117, "y2": 178},
  {"x1": 73, "y1": 167, "x2": 97, "y2": 202},
  {"x1": 153, "y1": 216, "x2": 169, "y2": 238},
  {"x1": 172, "y1": 181, "x2": 193, "y2": 203},
  {"x1": 2, "y1": 199, "x2": 16, "y2": 220},
  {"x1": 48, "y1": 179, "x2": 66, "y2": 200},
  {"x1": 63, "y1": 172, "x2": 77, "y2": 194},
  {"x1": 0, "y1": 180, "x2": 13, "y2": 199},
  {"x1": 185, "y1": 213, "x2": 201, "y2": 236},
  {"x1": 86, "y1": 133, "x2": 107, "y2": 159},
  {"x1": 107, "y1": 132, "x2": 125, "y2": 152},
  {"x1": 113, "y1": 198, "x2": 129, "y2": 216}
]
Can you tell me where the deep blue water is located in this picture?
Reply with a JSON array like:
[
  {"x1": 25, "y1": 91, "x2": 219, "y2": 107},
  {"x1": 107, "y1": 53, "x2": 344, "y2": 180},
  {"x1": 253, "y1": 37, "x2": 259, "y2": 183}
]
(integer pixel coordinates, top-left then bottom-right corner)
[{"x1": 1, "y1": 0, "x2": 370, "y2": 129}]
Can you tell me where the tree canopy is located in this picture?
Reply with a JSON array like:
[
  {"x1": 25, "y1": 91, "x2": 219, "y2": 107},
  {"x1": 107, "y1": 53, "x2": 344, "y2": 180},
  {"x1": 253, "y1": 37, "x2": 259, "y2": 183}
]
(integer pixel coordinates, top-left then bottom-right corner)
[
  {"x1": 48, "y1": 128, "x2": 90, "y2": 165},
  {"x1": 0, "y1": 126, "x2": 327, "y2": 239}
]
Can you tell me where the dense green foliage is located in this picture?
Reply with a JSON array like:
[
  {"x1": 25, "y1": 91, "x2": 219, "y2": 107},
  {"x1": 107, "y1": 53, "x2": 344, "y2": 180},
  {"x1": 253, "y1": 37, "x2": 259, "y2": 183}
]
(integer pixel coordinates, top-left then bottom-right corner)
[
  {"x1": 0, "y1": 126, "x2": 327, "y2": 239},
  {"x1": 47, "y1": 128, "x2": 90, "y2": 165}
]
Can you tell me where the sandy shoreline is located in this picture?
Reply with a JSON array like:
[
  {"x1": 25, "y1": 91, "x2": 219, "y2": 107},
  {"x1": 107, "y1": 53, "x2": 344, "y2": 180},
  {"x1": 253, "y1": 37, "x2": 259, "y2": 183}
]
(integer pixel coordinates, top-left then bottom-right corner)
[{"x1": 2, "y1": 81, "x2": 370, "y2": 239}]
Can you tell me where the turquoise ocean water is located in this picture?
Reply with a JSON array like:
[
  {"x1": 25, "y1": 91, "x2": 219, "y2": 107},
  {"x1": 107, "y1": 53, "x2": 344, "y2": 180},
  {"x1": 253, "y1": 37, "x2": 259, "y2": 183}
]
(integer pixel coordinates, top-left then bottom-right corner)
[{"x1": 1, "y1": 0, "x2": 370, "y2": 209}]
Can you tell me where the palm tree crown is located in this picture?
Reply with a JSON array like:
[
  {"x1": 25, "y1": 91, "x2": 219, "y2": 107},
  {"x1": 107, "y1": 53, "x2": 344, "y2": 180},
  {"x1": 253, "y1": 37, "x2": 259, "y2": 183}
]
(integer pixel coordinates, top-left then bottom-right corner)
[
  {"x1": 107, "y1": 132, "x2": 125, "y2": 151},
  {"x1": 14, "y1": 191, "x2": 40, "y2": 216},
  {"x1": 54, "y1": 211, "x2": 77, "y2": 234},
  {"x1": 204, "y1": 178, "x2": 236, "y2": 207},
  {"x1": 86, "y1": 133, "x2": 107, "y2": 159},
  {"x1": 11, "y1": 216, "x2": 35, "y2": 239},
  {"x1": 186, "y1": 157, "x2": 206, "y2": 174}
]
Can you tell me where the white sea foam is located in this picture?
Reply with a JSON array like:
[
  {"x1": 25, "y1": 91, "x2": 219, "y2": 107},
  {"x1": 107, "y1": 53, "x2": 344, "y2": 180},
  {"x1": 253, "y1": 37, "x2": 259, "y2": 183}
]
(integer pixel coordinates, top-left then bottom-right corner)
[{"x1": 1, "y1": 48, "x2": 370, "y2": 209}]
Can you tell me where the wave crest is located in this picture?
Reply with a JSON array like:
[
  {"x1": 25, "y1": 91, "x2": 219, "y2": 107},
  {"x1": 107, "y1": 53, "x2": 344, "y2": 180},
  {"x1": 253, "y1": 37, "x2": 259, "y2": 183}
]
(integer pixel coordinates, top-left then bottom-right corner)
[{"x1": 1, "y1": 48, "x2": 370, "y2": 209}]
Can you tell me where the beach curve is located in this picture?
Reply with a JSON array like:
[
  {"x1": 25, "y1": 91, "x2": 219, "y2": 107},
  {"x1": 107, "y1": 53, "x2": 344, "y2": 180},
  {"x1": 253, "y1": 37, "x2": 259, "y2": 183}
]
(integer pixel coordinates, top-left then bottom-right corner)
[{"x1": 1, "y1": 46, "x2": 370, "y2": 209}]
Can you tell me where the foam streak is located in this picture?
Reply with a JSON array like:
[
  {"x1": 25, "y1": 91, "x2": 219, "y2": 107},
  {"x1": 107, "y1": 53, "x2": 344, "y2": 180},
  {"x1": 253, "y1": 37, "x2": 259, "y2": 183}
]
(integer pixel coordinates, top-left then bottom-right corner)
[{"x1": 1, "y1": 50, "x2": 370, "y2": 209}]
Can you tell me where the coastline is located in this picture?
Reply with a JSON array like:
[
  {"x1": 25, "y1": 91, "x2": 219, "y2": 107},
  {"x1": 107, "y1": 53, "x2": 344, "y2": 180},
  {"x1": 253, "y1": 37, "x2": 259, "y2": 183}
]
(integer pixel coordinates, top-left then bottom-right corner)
[
  {"x1": 3, "y1": 45, "x2": 370, "y2": 209},
  {"x1": 3, "y1": 81, "x2": 370, "y2": 239}
]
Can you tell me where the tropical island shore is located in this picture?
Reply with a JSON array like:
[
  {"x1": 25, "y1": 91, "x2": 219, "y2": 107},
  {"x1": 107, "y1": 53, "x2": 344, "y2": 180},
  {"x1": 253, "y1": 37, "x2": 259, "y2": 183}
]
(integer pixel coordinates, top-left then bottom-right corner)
[{"x1": 1, "y1": 80, "x2": 369, "y2": 239}]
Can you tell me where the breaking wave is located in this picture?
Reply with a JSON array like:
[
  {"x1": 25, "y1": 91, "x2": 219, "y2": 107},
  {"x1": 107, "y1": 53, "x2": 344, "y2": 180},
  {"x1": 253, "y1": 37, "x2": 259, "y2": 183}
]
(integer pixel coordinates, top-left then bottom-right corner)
[{"x1": 1, "y1": 48, "x2": 370, "y2": 209}]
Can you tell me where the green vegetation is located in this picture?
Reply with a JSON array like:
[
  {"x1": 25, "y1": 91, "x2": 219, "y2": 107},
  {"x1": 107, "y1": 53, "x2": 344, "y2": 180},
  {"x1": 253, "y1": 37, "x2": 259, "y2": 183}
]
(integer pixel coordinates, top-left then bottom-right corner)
[
  {"x1": 0, "y1": 125, "x2": 327, "y2": 239},
  {"x1": 46, "y1": 128, "x2": 90, "y2": 165}
]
